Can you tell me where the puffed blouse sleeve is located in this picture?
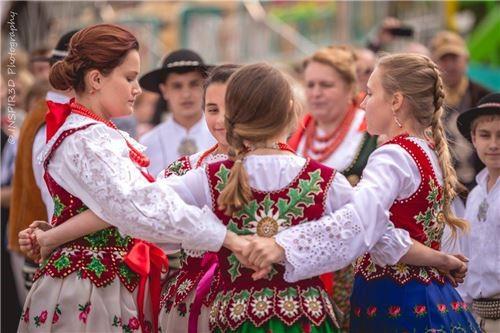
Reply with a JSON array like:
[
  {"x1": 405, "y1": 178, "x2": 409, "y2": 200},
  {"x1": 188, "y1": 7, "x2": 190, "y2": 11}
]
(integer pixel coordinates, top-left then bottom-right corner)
[
  {"x1": 47, "y1": 124, "x2": 226, "y2": 252},
  {"x1": 276, "y1": 144, "x2": 418, "y2": 282}
]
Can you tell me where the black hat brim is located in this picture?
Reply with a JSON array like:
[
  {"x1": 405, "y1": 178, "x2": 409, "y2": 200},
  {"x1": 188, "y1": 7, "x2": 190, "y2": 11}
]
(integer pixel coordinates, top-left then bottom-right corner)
[
  {"x1": 457, "y1": 106, "x2": 499, "y2": 141},
  {"x1": 139, "y1": 65, "x2": 211, "y2": 94}
]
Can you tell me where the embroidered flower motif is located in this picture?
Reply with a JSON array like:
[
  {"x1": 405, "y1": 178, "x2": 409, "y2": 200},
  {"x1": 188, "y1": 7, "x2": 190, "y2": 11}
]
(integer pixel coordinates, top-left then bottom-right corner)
[
  {"x1": 414, "y1": 305, "x2": 427, "y2": 317},
  {"x1": 112, "y1": 315, "x2": 122, "y2": 327},
  {"x1": 354, "y1": 307, "x2": 361, "y2": 317},
  {"x1": 128, "y1": 317, "x2": 140, "y2": 330},
  {"x1": 34, "y1": 310, "x2": 48, "y2": 327},
  {"x1": 461, "y1": 302, "x2": 469, "y2": 311},
  {"x1": 366, "y1": 306, "x2": 377, "y2": 318},
  {"x1": 278, "y1": 295, "x2": 300, "y2": 317},
  {"x1": 391, "y1": 263, "x2": 410, "y2": 279},
  {"x1": 437, "y1": 304, "x2": 448, "y2": 314},
  {"x1": 22, "y1": 307, "x2": 30, "y2": 323},
  {"x1": 248, "y1": 208, "x2": 286, "y2": 237},
  {"x1": 143, "y1": 320, "x2": 152, "y2": 333},
  {"x1": 177, "y1": 279, "x2": 193, "y2": 296},
  {"x1": 78, "y1": 302, "x2": 91, "y2": 324},
  {"x1": 388, "y1": 305, "x2": 401, "y2": 318},
  {"x1": 251, "y1": 295, "x2": 272, "y2": 318},
  {"x1": 177, "y1": 303, "x2": 187, "y2": 317},
  {"x1": 304, "y1": 296, "x2": 323, "y2": 317},
  {"x1": 451, "y1": 301, "x2": 462, "y2": 312},
  {"x1": 229, "y1": 299, "x2": 246, "y2": 322},
  {"x1": 52, "y1": 304, "x2": 62, "y2": 324}
]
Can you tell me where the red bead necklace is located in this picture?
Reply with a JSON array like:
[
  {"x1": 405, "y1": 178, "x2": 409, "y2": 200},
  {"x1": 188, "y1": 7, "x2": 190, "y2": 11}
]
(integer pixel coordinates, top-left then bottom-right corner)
[
  {"x1": 70, "y1": 101, "x2": 151, "y2": 168},
  {"x1": 195, "y1": 144, "x2": 221, "y2": 168},
  {"x1": 303, "y1": 104, "x2": 356, "y2": 162}
]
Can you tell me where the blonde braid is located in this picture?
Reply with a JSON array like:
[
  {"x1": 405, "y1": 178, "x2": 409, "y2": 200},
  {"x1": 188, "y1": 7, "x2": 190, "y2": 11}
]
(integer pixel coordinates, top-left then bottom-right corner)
[
  {"x1": 427, "y1": 60, "x2": 468, "y2": 237},
  {"x1": 217, "y1": 124, "x2": 253, "y2": 216}
]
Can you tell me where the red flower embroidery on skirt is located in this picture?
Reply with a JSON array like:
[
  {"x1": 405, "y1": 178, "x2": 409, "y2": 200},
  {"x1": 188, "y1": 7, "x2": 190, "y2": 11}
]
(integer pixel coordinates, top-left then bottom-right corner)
[
  {"x1": 22, "y1": 307, "x2": 30, "y2": 323},
  {"x1": 354, "y1": 307, "x2": 361, "y2": 317},
  {"x1": 414, "y1": 305, "x2": 427, "y2": 317},
  {"x1": 437, "y1": 304, "x2": 447, "y2": 313},
  {"x1": 367, "y1": 306, "x2": 377, "y2": 317},
  {"x1": 451, "y1": 301, "x2": 461, "y2": 312},
  {"x1": 388, "y1": 305, "x2": 401, "y2": 318},
  {"x1": 128, "y1": 317, "x2": 140, "y2": 330},
  {"x1": 78, "y1": 302, "x2": 91, "y2": 324}
]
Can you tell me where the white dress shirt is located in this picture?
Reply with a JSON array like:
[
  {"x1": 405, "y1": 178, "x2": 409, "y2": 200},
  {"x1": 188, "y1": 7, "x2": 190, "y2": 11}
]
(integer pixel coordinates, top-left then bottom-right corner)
[
  {"x1": 457, "y1": 169, "x2": 500, "y2": 303},
  {"x1": 140, "y1": 115, "x2": 216, "y2": 176}
]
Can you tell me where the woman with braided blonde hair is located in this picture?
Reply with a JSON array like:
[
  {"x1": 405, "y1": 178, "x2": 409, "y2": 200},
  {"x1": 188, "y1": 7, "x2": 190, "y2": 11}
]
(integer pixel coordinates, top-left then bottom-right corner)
[{"x1": 241, "y1": 54, "x2": 481, "y2": 332}]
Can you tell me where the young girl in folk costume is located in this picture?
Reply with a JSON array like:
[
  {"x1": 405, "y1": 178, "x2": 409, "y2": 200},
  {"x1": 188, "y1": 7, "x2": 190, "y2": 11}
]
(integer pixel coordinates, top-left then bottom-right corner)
[
  {"x1": 158, "y1": 64, "x2": 238, "y2": 333},
  {"x1": 288, "y1": 46, "x2": 378, "y2": 329},
  {"x1": 349, "y1": 54, "x2": 479, "y2": 333},
  {"x1": 243, "y1": 54, "x2": 481, "y2": 332},
  {"x1": 18, "y1": 24, "x2": 238, "y2": 333}
]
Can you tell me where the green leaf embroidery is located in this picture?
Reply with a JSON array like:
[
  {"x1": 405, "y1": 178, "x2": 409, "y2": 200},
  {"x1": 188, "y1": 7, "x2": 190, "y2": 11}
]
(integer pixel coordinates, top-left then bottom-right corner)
[
  {"x1": 253, "y1": 288, "x2": 274, "y2": 299},
  {"x1": 215, "y1": 164, "x2": 230, "y2": 193},
  {"x1": 278, "y1": 287, "x2": 298, "y2": 299},
  {"x1": 277, "y1": 170, "x2": 322, "y2": 221},
  {"x1": 227, "y1": 253, "x2": 242, "y2": 282},
  {"x1": 118, "y1": 263, "x2": 136, "y2": 284},
  {"x1": 86, "y1": 257, "x2": 106, "y2": 277},
  {"x1": 53, "y1": 196, "x2": 65, "y2": 217},
  {"x1": 53, "y1": 254, "x2": 71, "y2": 272}
]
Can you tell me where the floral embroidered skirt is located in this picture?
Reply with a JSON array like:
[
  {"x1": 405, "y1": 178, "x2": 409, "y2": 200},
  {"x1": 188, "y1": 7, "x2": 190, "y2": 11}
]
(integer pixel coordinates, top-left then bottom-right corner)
[
  {"x1": 159, "y1": 290, "x2": 211, "y2": 333},
  {"x1": 350, "y1": 276, "x2": 481, "y2": 333},
  {"x1": 18, "y1": 273, "x2": 152, "y2": 332},
  {"x1": 212, "y1": 317, "x2": 339, "y2": 333}
]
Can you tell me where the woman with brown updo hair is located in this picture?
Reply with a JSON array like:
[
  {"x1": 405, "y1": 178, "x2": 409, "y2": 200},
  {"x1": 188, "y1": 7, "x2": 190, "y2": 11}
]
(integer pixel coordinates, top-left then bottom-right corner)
[
  {"x1": 18, "y1": 24, "x2": 241, "y2": 332},
  {"x1": 288, "y1": 45, "x2": 378, "y2": 330}
]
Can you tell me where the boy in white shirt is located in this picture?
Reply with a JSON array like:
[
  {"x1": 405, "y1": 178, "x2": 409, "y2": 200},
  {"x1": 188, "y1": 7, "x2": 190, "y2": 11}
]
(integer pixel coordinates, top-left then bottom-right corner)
[{"x1": 456, "y1": 92, "x2": 500, "y2": 332}]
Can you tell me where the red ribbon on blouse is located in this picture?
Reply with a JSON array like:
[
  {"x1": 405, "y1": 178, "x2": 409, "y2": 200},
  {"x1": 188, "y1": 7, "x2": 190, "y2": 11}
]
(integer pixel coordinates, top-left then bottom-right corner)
[
  {"x1": 124, "y1": 241, "x2": 169, "y2": 333},
  {"x1": 46, "y1": 99, "x2": 73, "y2": 142}
]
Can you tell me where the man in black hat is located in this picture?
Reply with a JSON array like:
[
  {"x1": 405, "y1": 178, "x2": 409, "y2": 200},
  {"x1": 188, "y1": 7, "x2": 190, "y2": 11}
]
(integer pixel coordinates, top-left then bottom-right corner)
[
  {"x1": 7, "y1": 29, "x2": 78, "y2": 303},
  {"x1": 455, "y1": 93, "x2": 499, "y2": 332},
  {"x1": 139, "y1": 49, "x2": 216, "y2": 175}
]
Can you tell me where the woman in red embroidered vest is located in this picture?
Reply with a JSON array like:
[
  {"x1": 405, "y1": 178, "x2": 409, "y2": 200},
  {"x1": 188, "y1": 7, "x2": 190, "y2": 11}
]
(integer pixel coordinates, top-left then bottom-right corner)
[
  {"x1": 158, "y1": 65, "x2": 238, "y2": 333},
  {"x1": 243, "y1": 54, "x2": 481, "y2": 332},
  {"x1": 349, "y1": 54, "x2": 479, "y2": 333},
  {"x1": 288, "y1": 46, "x2": 378, "y2": 330},
  {"x1": 18, "y1": 24, "x2": 234, "y2": 333}
]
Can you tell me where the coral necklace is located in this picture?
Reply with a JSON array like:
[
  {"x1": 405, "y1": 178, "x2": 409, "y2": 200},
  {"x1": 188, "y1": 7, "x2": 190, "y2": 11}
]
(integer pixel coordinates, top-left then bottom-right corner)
[
  {"x1": 70, "y1": 101, "x2": 151, "y2": 168},
  {"x1": 195, "y1": 144, "x2": 221, "y2": 168},
  {"x1": 303, "y1": 104, "x2": 356, "y2": 162}
]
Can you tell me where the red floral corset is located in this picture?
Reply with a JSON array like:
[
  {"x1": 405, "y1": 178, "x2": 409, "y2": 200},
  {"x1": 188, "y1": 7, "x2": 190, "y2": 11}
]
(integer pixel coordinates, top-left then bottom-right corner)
[
  {"x1": 33, "y1": 124, "x2": 140, "y2": 292},
  {"x1": 206, "y1": 158, "x2": 340, "y2": 331},
  {"x1": 355, "y1": 135, "x2": 446, "y2": 285}
]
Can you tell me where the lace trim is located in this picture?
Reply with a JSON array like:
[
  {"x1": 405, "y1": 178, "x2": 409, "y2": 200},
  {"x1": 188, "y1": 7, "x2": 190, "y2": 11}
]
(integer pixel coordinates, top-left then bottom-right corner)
[{"x1": 277, "y1": 207, "x2": 362, "y2": 282}]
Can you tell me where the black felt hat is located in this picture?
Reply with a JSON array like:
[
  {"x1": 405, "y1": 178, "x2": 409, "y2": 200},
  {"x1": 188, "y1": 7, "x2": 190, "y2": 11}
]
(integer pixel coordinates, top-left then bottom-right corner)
[
  {"x1": 139, "y1": 49, "x2": 210, "y2": 93},
  {"x1": 50, "y1": 30, "x2": 79, "y2": 65},
  {"x1": 457, "y1": 92, "x2": 500, "y2": 141}
]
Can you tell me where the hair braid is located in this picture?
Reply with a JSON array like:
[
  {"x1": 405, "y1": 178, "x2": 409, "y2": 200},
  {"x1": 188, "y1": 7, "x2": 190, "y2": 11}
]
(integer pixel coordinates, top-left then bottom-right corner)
[{"x1": 427, "y1": 60, "x2": 468, "y2": 237}]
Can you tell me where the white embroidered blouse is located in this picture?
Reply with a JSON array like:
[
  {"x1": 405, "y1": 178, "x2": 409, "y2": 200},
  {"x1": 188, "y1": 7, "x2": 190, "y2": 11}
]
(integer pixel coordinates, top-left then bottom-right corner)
[
  {"x1": 38, "y1": 114, "x2": 226, "y2": 252},
  {"x1": 276, "y1": 137, "x2": 445, "y2": 282}
]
